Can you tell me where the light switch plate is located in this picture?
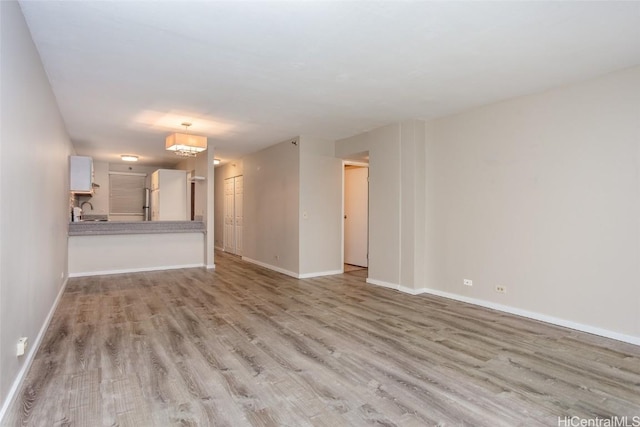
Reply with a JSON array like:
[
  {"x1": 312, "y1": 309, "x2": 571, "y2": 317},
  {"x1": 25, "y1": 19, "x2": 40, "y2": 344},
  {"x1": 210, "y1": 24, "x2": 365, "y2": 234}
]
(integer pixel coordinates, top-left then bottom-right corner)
[{"x1": 17, "y1": 337, "x2": 28, "y2": 357}]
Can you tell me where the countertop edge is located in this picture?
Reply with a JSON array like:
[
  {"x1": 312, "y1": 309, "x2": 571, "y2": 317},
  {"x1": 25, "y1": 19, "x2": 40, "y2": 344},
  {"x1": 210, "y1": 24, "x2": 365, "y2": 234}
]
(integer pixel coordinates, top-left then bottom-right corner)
[{"x1": 68, "y1": 221, "x2": 206, "y2": 236}]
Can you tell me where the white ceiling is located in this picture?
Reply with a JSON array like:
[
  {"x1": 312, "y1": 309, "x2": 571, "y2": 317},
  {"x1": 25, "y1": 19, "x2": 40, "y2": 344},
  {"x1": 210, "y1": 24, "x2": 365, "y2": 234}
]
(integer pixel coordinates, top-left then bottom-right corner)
[{"x1": 19, "y1": 1, "x2": 640, "y2": 166}]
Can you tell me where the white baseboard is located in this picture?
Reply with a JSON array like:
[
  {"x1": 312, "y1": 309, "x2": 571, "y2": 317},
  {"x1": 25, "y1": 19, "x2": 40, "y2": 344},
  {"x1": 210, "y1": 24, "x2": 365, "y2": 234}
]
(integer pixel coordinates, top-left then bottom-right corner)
[
  {"x1": 366, "y1": 278, "x2": 400, "y2": 291},
  {"x1": 241, "y1": 257, "x2": 299, "y2": 278},
  {"x1": 366, "y1": 280, "x2": 640, "y2": 346},
  {"x1": 299, "y1": 269, "x2": 343, "y2": 279},
  {"x1": 365, "y1": 278, "x2": 423, "y2": 295},
  {"x1": 68, "y1": 263, "x2": 204, "y2": 277},
  {"x1": 0, "y1": 276, "x2": 69, "y2": 423},
  {"x1": 214, "y1": 245, "x2": 224, "y2": 251},
  {"x1": 206, "y1": 264, "x2": 216, "y2": 270},
  {"x1": 241, "y1": 257, "x2": 342, "y2": 279}
]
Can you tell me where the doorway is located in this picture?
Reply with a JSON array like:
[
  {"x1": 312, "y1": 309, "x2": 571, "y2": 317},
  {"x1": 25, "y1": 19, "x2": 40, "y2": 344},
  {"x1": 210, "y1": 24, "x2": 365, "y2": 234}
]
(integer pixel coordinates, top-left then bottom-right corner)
[
  {"x1": 344, "y1": 164, "x2": 369, "y2": 271},
  {"x1": 190, "y1": 182, "x2": 195, "y2": 221}
]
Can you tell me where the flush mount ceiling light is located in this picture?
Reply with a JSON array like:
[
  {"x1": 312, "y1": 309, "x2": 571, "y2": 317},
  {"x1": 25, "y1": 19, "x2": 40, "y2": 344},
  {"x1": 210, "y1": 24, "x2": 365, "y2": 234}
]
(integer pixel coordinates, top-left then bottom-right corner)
[
  {"x1": 165, "y1": 122, "x2": 207, "y2": 157},
  {"x1": 213, "y1": 158, "x2": 221, "y2": 165},
  {"x1": 121, "y1": 154, "x2": 139, "y2": 162}
]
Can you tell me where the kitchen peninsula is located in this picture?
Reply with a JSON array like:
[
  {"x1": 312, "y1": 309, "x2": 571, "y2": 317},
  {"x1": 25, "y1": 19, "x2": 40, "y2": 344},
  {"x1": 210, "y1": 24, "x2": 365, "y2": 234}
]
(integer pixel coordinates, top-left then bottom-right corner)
[{"x1": 68, "y1": 220, "x2": 206, "y2": 277}]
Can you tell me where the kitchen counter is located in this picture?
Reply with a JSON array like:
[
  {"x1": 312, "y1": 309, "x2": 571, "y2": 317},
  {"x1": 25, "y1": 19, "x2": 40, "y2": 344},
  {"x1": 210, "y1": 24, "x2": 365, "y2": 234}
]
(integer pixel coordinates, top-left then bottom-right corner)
[
  {"x1": 69, "y1": 220, "x2": 205, "y2": 236},
  {"x1": 68, "y1": 220, "x2": 207, "y2": 276}
]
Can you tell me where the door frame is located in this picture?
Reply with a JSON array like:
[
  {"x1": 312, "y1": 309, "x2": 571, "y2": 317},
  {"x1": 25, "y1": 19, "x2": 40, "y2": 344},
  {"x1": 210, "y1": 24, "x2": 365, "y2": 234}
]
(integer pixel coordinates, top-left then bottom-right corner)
[{"x1": 342, "y1": 160, "x2": 370, "y2": 272}]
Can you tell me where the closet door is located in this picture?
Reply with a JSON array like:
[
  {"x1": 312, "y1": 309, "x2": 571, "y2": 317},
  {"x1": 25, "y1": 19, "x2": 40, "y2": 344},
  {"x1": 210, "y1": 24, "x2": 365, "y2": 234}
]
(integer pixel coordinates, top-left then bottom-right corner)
[
  {"x1": 234, "y1": 176, "x2": 244, "y2": 255},
  {"x1": 224, "y1": 177, "x2": 235, "y2": 253}
]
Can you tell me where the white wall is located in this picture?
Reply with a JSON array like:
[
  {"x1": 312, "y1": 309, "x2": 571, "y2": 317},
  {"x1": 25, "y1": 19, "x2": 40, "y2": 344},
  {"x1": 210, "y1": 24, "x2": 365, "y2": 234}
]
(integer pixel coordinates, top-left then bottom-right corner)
[
  {"x1": 108, "y1": 162, "x2": 160, "y2": 189},
  {"x1": 400, "y1": 120, "x2": 426, "y2": 289},
  {"x1": 176, "y1": 151, "x2": 214, "y2": 268},
  {"x1": 194, "y1": 151, "x2": 210, "y2": 223},
  {"x1": 176, "y1": 153, "x2": 209, "y2": 222},
  {"x1": 422, "y1": 66, "x2": 640, "y2": 340},
  {"x1": 298, "y1": 137, "x2": 342, "y2": 276},
  {"x1": 223, "y1": 136, "x2": 341, "y2": 277},
  {"x1": 0, "y1": 0, "x2": 75, "y2": 414},
  {"x1": 336, "y1": 68, "x2": 639, "y2": 343},
  {"x1": 68, "y1": 233, "x2": 204, "y2": 276},
  {"x1": 243, "y1": 139, "x2": 300, "y2": 274},
  {"x1": 336, "y1": 123, "x2": 405, "y2": 288},
  {"x1": 175, "y1": 151, "x2": 215, "y2": 267}
]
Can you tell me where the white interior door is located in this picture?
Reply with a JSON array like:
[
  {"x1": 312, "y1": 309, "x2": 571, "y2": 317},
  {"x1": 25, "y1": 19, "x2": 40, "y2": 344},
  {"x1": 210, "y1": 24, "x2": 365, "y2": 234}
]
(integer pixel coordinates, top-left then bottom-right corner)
[
  {"x1": 234, "y1": 176, "x2": 244, "y2": 256},
  {"x1": 224, "y1": 177, "x2": 235, "y2": 253},
  {"x1": 344, "y1": 166, "x2": 368, "y2": 267}
]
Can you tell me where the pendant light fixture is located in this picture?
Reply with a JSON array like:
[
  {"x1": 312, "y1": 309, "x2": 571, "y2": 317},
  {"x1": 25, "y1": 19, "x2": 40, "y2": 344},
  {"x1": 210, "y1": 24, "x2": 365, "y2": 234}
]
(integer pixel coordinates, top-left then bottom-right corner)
[{"x1": 165, "y1": 122, "x2": 207, "y2": 157}]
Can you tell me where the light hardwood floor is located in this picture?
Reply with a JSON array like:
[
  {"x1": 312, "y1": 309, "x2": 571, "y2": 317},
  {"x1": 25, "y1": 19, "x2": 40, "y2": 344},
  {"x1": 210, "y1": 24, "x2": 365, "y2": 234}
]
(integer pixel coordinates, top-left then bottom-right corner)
[{"x1": 4, "y1": 251, "x2": 640, "y2": 426}]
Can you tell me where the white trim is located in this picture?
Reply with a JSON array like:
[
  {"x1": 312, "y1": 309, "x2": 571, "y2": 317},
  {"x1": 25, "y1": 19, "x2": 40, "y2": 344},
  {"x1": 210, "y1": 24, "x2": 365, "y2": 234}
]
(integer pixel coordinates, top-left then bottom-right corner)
[
  {"x1": 397, "y1": 285, "x2": 424, "y2": 296},
  {"x1": 366, "y1": 278, "x2": 423, "y2": 295},
  {"x1": 299, "y1": 270, "x2": 343, "y2": 279},
  {"x1": 242, "y1": 257, "x2": 299, "y2": 278},
  {"x1": 366, "y1": 279, "x2": 640, "y2": 346},
  {"x1": 397, "y1": 123, "x2": 402, "y2": 289},
  {"x1": 341, "y1": 163, "x2": 345, "y2": 273},
  {"x1": 366, "y1": 278, "x2": 400, "y2": 291},
  {"x1": 0, "y1": 277, "x2": 69, "y2": 423},
  {"x1": 343, "y1": 160, "x2": 369, "y2": 167},
  {"x1": 214, "y1": 245, "x2": 224, "y2": 251},
  {"x1": 206, "y1": 264, "x2": 216, "y2": 270},
  {"x1": 68, "y1": 263, "x2": 204, "y2": 277},
  {"x1": 241, "y1": 257, "x2": 343, "y2": 279}
]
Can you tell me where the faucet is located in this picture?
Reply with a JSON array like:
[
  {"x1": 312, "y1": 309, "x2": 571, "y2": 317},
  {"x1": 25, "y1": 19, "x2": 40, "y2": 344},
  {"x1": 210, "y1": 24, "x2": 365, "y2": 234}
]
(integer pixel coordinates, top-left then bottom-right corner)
[{"x1": 80, "y1": 201, "x2": 93, "y2": 211}]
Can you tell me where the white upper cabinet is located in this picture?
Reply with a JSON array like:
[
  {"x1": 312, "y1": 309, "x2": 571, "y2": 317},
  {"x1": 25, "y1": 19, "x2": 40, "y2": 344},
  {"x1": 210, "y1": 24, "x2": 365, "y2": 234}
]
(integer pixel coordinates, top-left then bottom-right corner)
[{"x1": 69, "y1": 155, "x2": 94, "y2": 194}]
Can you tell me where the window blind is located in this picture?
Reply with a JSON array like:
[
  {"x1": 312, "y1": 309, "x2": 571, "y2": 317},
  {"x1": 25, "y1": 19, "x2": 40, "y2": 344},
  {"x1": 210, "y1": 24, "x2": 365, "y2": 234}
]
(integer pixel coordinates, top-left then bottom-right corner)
[{"x1": 109, "y1": 173, "x2": 146, "y2": 215}]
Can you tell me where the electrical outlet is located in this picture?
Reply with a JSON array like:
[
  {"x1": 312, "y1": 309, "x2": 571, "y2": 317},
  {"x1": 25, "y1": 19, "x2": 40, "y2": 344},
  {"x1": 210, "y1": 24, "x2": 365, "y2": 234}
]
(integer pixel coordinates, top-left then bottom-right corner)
[
  {"x1": 495, "y1": 285, "x2": 507, "y2": 294},
  {"x1": 17, "y1": 337, "x2": 28, "y2": 357},
  {"x1": 463, "y1": 279, "x2": 473, "y2": 286}
]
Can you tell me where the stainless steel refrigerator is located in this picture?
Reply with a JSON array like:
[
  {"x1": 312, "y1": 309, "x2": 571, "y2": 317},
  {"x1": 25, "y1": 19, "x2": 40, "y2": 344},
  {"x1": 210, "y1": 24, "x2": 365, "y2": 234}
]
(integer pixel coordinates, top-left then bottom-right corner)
[{"x1": 143, "y1": 188, "x2": 150, "y2": 221}]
